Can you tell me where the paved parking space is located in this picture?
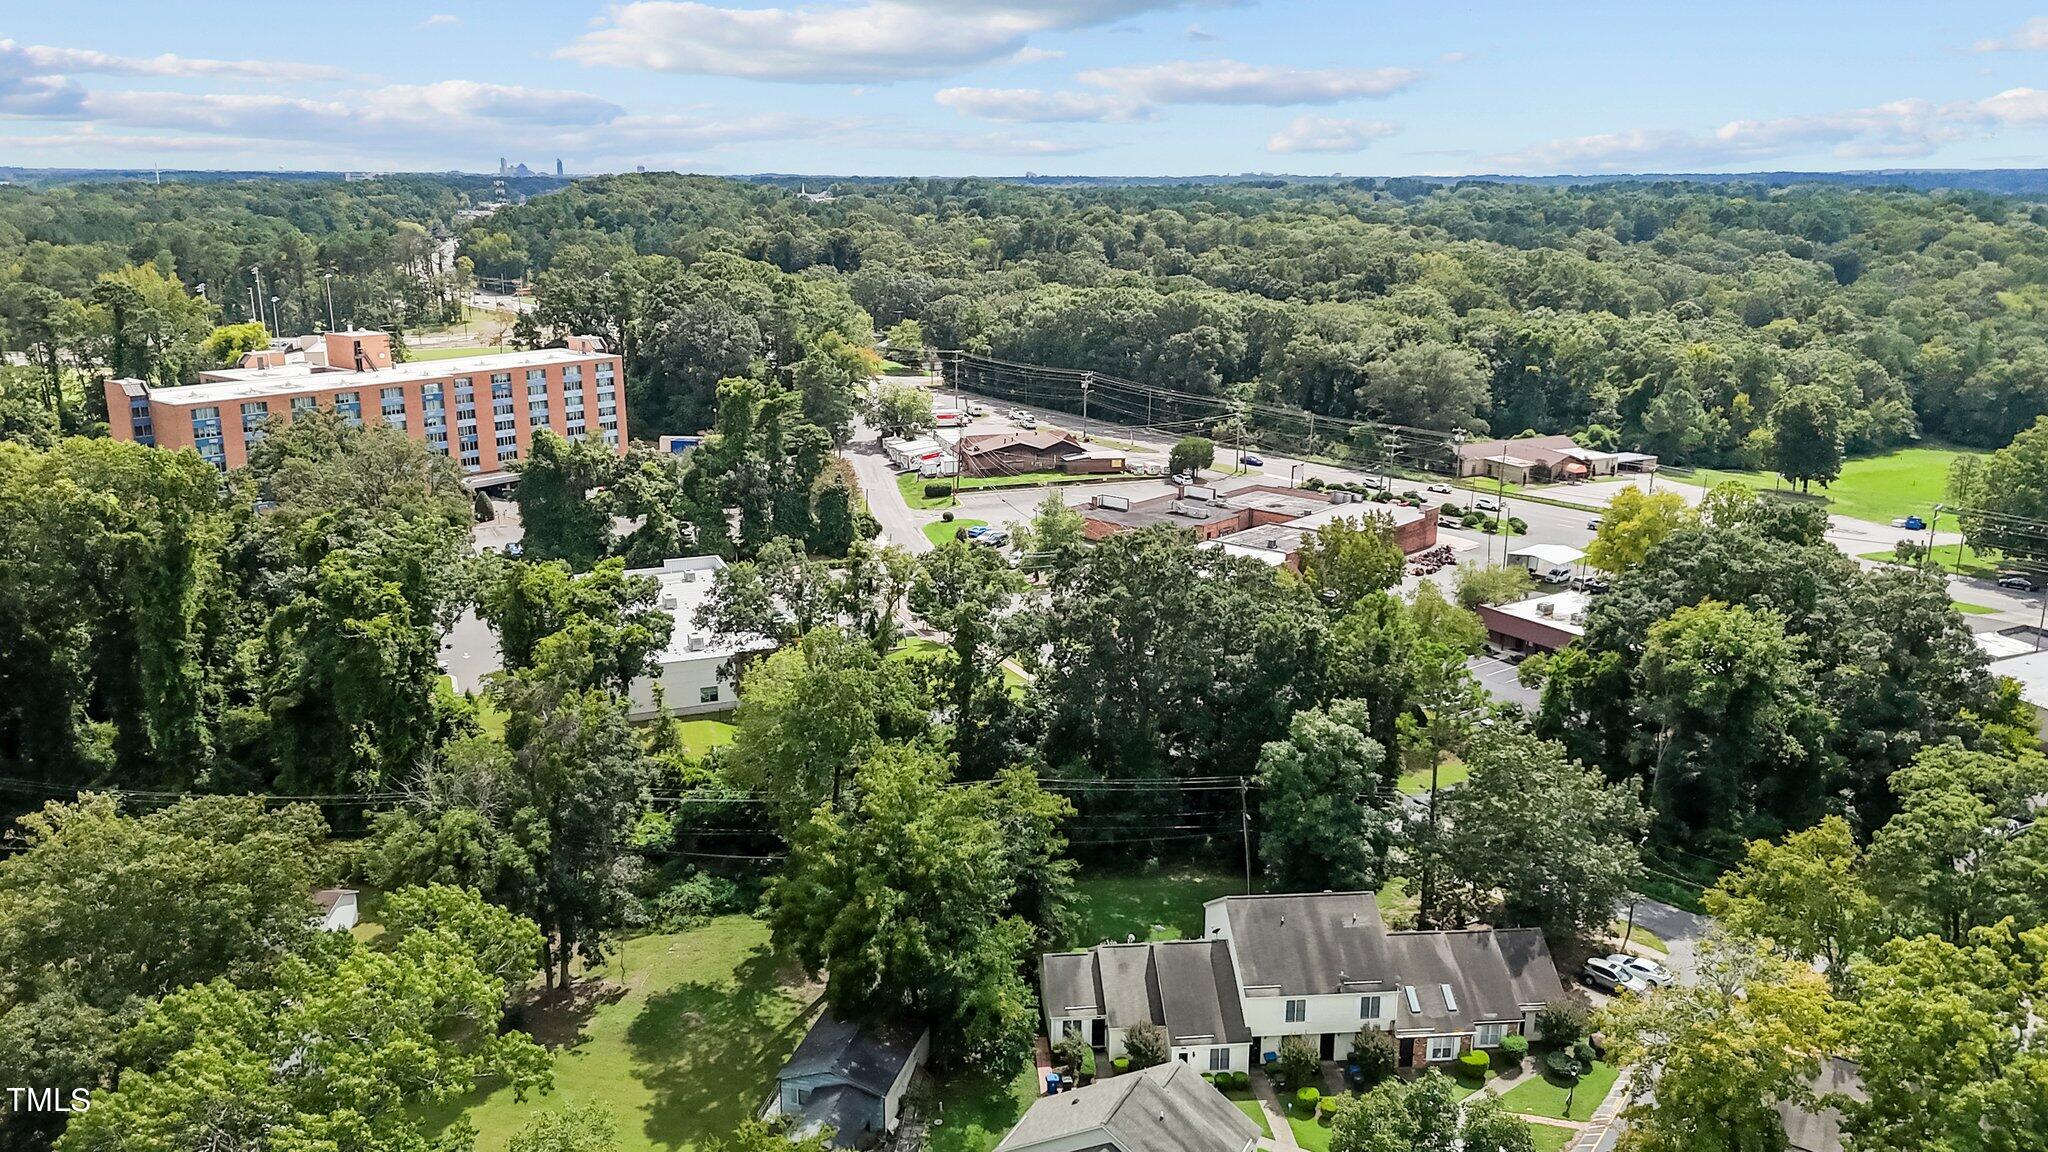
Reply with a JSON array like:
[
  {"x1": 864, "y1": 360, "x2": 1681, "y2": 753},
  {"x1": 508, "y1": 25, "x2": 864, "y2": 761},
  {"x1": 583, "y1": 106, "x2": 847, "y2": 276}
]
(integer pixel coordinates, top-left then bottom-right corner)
[{"x1": 1466, "y1": 653, "x2": 1541, "y2": 712}]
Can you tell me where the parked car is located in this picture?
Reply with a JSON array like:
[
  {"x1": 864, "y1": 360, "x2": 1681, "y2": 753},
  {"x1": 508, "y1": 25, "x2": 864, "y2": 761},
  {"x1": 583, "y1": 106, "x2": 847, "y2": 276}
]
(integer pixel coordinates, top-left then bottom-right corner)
[
  {"x1": 1017, "y1": 414, "x2": 1038, "y2": 429},
  {"x1": 1580, "y1": 956, "x2": 1650, "y2": 996},
  {"x1": 1571, "y1": 575, "x2": 1613, "y2": 594},
  {"x1": 967, "y1": 402, "x2": 989, "y2": 417},
  {"x1": 1588, "y1": 517, "x2": 1603, "y2": 530},
  {"x1": 1475, "y1": 496, "x2": 1500, "y2": 511},
  {"x1": 1606, "y1": 953, "x2": 1674, "y2": 988},
  {"x1": 1891, "y1": 515, "x2": 1927, "y2": 531},
  {"x1": 1241, "y1": 452, "x2": 1265, "y2": 466},
  {"x1": 1999, "y1": 572, "x2": 2041, "y2": 592},
  {"x1": 1426, "y1": 483, "x2": 1453, "y2": 494},
  {"x1": 1171, "y1": 472, "x2": 1195, "y2": 486},
  {"x1": 963, "y1": 525, "x2": 991, "y2": 540},
  {"x1": 976, "y1": 527, "x2": 1011, "y2": 547}
]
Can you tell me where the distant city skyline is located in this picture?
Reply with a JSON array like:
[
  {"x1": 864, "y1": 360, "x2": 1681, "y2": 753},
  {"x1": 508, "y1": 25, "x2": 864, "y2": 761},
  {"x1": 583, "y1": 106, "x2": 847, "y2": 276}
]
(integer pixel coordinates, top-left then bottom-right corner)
[{"x1": 6, "y1": 3, "x2": 2048, "y2": 175}]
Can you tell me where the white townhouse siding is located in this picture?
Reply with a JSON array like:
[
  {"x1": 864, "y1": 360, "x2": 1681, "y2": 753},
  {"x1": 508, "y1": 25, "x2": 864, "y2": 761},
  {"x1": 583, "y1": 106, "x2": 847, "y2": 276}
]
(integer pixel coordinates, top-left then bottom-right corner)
[{"x1": 1172, "y1": 1041, "x2": 1251, "y2": 1074}]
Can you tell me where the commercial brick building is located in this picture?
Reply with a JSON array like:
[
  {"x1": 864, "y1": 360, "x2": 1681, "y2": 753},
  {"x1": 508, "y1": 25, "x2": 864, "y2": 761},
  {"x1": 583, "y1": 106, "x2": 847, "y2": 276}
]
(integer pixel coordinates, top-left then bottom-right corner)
[
  {"x1": 106, "y1": 330, "x2": 626, "y2": 478},
  {"x1": 1080, "y1": 483, "x2": 1439, "y2": 567}
]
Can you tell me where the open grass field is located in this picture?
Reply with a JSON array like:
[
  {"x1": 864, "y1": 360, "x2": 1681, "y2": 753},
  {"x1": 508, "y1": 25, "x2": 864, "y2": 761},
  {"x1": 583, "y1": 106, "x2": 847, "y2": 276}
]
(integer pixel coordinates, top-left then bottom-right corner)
[
  {"x1": 675, "y1": 718, "x2": 736, "y2": 758},
  {"x1": 888, "y1": 637, "x2": 1028, "y2": 693},
  {"x1": 1861, "y1": 543, "x2": 2006, "y2": 579},
  {"x1": 420, "y1": 915, "x2": 816, "y2": 1152},
  {"x1": 924, "y1": 518, "x2": 987, "y2": 547},
  {"x1": 1068, "y1": 865, "x2": 1248, "y2": 946},
  {"x1": 1287, "y1": 1110, "x2": 1333, "y2": 1151},
  {"x1": 1693, "y1": 445, "x2": 1976, "y2": 524}
]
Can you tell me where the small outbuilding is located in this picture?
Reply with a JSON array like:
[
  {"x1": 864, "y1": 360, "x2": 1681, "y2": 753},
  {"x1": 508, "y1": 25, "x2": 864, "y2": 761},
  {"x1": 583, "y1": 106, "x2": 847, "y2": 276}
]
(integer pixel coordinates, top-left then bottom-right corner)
[
  {"x1": 311, "y1": 888, "x2": 359, "y2": 933},
  {"x1": 771, "y1": 1009, "x2": 929, "y2": 1148}
]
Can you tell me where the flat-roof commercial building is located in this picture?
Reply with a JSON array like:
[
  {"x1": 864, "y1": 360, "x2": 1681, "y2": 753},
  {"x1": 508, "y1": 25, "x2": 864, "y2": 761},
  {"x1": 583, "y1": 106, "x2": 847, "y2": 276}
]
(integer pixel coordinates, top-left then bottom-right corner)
[
  {"x1": 1454, "y1": 434, "x2": 1657, "y2": 486},
  {"x1": 622, "y1": 556, "x2": 777, "y2": 720},
  {"x1": 106, "y1": 330, "x2": 626, "y2": 477},
  {"x1": 1080, "y1": 483, "x2": 1439, "y2": 567},
  {"x1": 1475, "y1": 589, "x2": 1591, "y2": 655}
]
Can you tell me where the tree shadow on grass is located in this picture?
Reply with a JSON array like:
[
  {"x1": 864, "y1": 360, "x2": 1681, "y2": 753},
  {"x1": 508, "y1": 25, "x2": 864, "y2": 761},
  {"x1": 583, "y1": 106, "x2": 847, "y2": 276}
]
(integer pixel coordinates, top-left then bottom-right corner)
[
  {"x1": 625, "y1": 943, "x2": 815, "y2": 1146},
  {"x1": 505, "y1": 979, "x2": 629, "y2": 1051}
]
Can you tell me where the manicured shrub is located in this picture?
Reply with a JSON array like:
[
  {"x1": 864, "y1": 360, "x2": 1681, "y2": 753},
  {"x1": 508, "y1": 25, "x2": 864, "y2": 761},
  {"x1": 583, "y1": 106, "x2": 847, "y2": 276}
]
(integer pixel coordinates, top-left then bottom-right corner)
[
  {"x1": 1457, "y1": 1050, "x2": 1490, "y2": 1079},
  {"x1": 940, "y1": 508, "x2": 954, "y2": 521},
  {"x1": 1111, "y1": 1056, "x2": 1130, "y2": 1074},
  {"x1": 1317, "y1": 1093, "x2": 1342, "y2": 1121},
  {"x1": 1275, "y1": 1035, "x2": 1321, "y2": 1090},
  {"x1": 925, "y1": 481, "x2": 952, "y2": 498},
  {"x1": 1350, "y1": 1028, "x2": 1398, "y2": 1087},
  {"x1": 1229, "y1": 1070, "x2": 1250, "y2": 1090},
  {"x1": 1123, "y1": 1021, "x2": 1168, "y2": 1069},
  {"x1": 1203, "y1": 1072, "x2": 1218, "y2": 1085},
  {"x1": 1508, "y1": 515, "x2": 1528, "y2": 534},
  {"x1": 1544, "y1": 1049, "x2": 1585, "y2": 1082},
  {"x1": 1296, "y1": 1087, "x2": 1320, "y2": 1113},
  {"x1": 1537, "y1": 997, "x2": 1592, "y2": 1047},
  {"x1": 1494, "y1": 1032, "x2": 1529, "y2": 1071}
]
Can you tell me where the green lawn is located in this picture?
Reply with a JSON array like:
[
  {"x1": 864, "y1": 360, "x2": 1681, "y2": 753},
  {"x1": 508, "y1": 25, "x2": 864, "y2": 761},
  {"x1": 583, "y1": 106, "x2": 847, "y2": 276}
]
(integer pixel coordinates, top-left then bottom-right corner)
[
  {"x1": 675, "y1": 718, "x2": 736, "y2": 758},
  {"x1": 407, "y1": 344, "x2": 512, "y2": 361},
  {"x1": 1068, "y1": 866, "x2": 1246, "y2": 947},
  {"x1": 1612, "y1": 919, "x2": 1670, "y2": 956},
  {"x1": 1861, "y1": 543, "x2": 2004, "y2": 578},
  {"x1": 896, "y1": 469, "x2": 1134, "y2": 511},
  {"x1": 888, "y1": 637, "x2": 1029, "y2": 695},
  {"x1": 1221, "y1": 1087, "x2": 1272, "y2": 1138},
  {"x1": 419, "y1": 915, "x2": 814, "y2": 1152},
  {"x1": 1950, "y1": 600, "x2": 1998, "y2": 615},
  {"x1": 924, "y1": 518, "x2": 987, "y2": 547},
  {"x1": 1397, "y1": 756, "x2": 1469, "y2": 798},
  {"x1": 1497, "y1": 1059, "x2": 1620, "y2": 1122},
  {"x1": 924, "y1": 1062, "x2": 1039, "y2": 1152},
  {"x1": 899, "y1": 473, "x2": 960, "y2": 510},
  {"x1": 1527, "y1": 1122, "x2": 1575, "y2": 1152},
  {"x1": 1693, "y1": 446, "x2": 1977, "y2": 525},
  {"x1": 1286, "y1": 1110, "x2": 1333, "y2": 1152}
]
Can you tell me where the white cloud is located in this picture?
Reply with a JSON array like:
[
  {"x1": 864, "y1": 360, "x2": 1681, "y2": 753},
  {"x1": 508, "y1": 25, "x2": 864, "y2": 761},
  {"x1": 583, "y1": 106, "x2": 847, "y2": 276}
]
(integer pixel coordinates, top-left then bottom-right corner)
[
  {"x1": 1185, "y1": 23, "x2": 1216, "y2": 41},
  {"x1": 1974, "y1": 16, "x2": 2048, "y2": 52},
  {"x1": 935, "y1": 86, "x2": 1151, "y2": 123},
  {"x1": 1266, "y1": 114, "x2": 1397, "y2": 153},
  {"x1": 422, "y1": 13, "x2": 459, "y2": 26},
  {"x1": 1438, "y1": 50, "x2": 1468, "y2": 64},
  {"x1": 561, "y1": 0, "x2": 1190, "y2": 83},
  {"x1": 1, "y1": 39, "x2": 345, "y2": 82},
  {"x1": 1976, "y1": 86, "x2": 2048, "y2": 125},
  {"x1": 1075, "y1": 58, "x2": 1421, "y2": 105}
]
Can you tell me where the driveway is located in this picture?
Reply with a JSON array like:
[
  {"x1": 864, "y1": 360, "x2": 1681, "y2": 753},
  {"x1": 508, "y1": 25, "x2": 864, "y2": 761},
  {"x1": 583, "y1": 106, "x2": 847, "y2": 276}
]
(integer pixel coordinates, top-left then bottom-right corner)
[
  {"x1": 843, "y1": 442, "x2": 932, "y2": 554},
  {"x1": 1615, "y1": 897, "x2": 1712, "y2": 985}
]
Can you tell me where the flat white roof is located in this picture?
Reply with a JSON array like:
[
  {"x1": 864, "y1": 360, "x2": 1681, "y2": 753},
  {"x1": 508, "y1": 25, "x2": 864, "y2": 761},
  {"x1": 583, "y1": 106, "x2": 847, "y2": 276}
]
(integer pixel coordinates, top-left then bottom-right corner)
[
  {"x1": 1508, "y1": 543, "x2": 1586, "y2": 566},
  {"x1": 1485, "y1": 590, "x2": 1592, "y2": 636},
  {"x1": 1989, "y1": 649, "x2": 2048, "y2": 709},
  {"x1": 1285, "y1": 500, "x2": 1427, "y2": 532},
  {"x1": 145, "y1": 347, "x2": 612, "y2": 407},
  {"x1": 625, "y1": 556, "x2": 779, "y2": 666},
  {"x1": 1977, "y1": 631, "x2": 2039, "y2": 661}
]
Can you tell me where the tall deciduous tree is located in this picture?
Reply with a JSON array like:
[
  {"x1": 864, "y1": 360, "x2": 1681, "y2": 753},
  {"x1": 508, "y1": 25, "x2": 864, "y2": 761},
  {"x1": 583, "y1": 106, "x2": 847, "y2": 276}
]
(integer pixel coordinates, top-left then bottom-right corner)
[
  {"x1": 1771, "y1": 383, "x2": 1846, "y2": 492},
  {"x1": 1296, "y1": 516, "x2": 1405, "y2": 609},
  {"x1": 909, "y1": 542, "x2": 1028, "y2": 775},
  {"x1": 870, "y1": 380, "x2": 936, "y2": 440},
  {"x1": 1440, "y1": 729, "x2": 1647, "y2": 941},
  {"x1": 1257, "y1": 700, "x2": 1391, "y2": 892},
  {"x1": 1586, "y1": 487, "x2": 1693, "y2": 573},
  {"x1": 768, "y1": 744, "x2": 1047, "y2": 1071},
  {"x1": 476, "y1": 557, "x2": 670, "y2": 693},
  {"x1": 1600, "y1": 938, "x2": 1839, "y2": 1152},
  {"x1": 515, "y1": 430, "x2": 623, "y2": 569},
  {"x1": 1706, "y1": 815, "x2": 1876, "y2": 971}
]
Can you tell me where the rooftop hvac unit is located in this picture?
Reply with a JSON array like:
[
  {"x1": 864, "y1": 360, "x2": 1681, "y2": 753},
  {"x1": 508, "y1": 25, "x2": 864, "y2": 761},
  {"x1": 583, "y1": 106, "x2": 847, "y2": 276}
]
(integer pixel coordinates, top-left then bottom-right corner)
[
  {"x1": 681, "y1": 569, "x2": 696, "y2": 583},
  {"x1": 1536, "y1": 600, "x2": 1555, "y2": 617},
  {"x1": 1569, "y1": 611, "x2": 1587, "y2": 625},
  {"x1": 660, "y1": 593, "x2": 679, "y2": 610},
  {"x1": 686, "y1": 635, "x2": 706, "y2": 652}
]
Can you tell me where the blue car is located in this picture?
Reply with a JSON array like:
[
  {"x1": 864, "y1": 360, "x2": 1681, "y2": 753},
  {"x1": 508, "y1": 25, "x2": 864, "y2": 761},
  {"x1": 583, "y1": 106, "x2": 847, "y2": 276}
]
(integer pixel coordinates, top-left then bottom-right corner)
[
  {"x1": 1241, "y1": 452, "x2": 1265, "y2": 466},
  {"x1": 964, "y1": 525, "x2": 991, "y2": 539}
]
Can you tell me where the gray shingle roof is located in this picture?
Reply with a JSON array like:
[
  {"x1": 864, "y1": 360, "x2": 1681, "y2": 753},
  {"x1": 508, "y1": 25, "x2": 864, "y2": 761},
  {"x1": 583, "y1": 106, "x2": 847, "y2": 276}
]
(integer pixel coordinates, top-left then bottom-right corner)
[
  {"x1": 1153, "y1": 941, "x2": 1250, "y2": 1045},
  {"x1": 1778, "y1": 1058, "x2": 1866, "y2": 1152},
  {"x1": 778, "y1": 1009, "x2": 925, "y2": 1099},
  {"x1": 1218, "y1": 893, "x2": 1393, "y2": 995},
  {"x1": 1096, "y1": 944, "x2": 1164, "y2": 1029},
  {"x1": 994, "y1": 1062, "x2": 1259, "y2": 1152},
  {"x1": 787, "y1": 1084, "x2": 874, "y2": 1149},
  {"x1": 1042, "y1": 951, "x2": 1103, "y2": 1017}
]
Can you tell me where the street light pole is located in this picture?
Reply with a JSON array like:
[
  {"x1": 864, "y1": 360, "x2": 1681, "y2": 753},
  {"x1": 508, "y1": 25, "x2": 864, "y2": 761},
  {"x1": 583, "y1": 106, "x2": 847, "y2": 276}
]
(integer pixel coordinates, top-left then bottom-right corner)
[
  {"x1": 323, "y1": 273, "x2": 336, "y2": 332},
  {"x1": 1080, "y1": 372, "x2": 1092, "y2": 443}
]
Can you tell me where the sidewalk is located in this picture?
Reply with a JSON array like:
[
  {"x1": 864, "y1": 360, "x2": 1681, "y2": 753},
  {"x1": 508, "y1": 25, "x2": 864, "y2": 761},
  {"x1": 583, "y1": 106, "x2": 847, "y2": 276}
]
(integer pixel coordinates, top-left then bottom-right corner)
[{"x1": 1249, "y1": 1071, "x2": 1299, "y2": 1151}]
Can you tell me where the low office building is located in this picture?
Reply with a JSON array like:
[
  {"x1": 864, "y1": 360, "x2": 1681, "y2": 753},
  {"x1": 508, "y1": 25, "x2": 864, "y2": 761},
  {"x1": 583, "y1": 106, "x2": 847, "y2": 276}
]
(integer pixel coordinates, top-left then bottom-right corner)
[
  {"x1": 106, "y1": 329, "x2": 626, "y2": 479},
  {"x1": 1455, "y1": 434, "x2": 1656, "y2": 486},
  {"x1": 1476, "y1": 590, "x2": 1591, "y2": 655},
  {"x1": 1082, "y1": 484, "x2": 1438, "y2": 565},
  {"x1": 621, "y1": 556, "x2": 777, "y2": 720},
  {"x1": 1043, "y1": 892, "x2": 1563, "y2": 1074},
  {"x1": 954, "y1": 429, "x2": 1125, "y2": 477}
]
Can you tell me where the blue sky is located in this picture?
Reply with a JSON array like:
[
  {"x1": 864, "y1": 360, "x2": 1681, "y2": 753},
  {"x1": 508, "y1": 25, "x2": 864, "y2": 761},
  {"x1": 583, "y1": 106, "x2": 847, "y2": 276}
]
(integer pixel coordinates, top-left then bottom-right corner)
[{"x1": 5, "y1": 2, "x2": 2048, "y2": 175}]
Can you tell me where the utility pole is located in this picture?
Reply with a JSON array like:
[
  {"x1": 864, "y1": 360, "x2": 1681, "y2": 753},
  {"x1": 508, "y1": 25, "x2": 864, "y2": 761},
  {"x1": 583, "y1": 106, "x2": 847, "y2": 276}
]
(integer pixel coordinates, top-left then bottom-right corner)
[
  {"x1": 1080, "y1": 372, "x2": 1092, "y2": 442},
  {"x1": 323, "y1": 273, "x2": 336, "y2": 331},
  {"x1": 1239, "y1": 778, "x2": 1253, "y2": 895}
]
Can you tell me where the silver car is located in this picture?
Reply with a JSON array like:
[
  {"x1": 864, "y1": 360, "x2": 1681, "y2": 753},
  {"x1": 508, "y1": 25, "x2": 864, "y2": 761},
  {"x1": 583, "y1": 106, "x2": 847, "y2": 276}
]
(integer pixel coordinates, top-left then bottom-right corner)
[
  {"x1": 1581, "y1": 956, "x2": 1650, "y2": 996},
  {"x1": 1606, "y1": 953, "x2": 1674, "y2": 988}
]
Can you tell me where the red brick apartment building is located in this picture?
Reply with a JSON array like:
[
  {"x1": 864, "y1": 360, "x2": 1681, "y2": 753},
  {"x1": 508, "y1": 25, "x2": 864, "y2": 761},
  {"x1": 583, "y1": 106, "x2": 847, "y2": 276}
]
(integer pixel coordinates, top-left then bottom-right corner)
[{"x1": 107, "y1": 330, "x2": 626, "y2": 478}]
